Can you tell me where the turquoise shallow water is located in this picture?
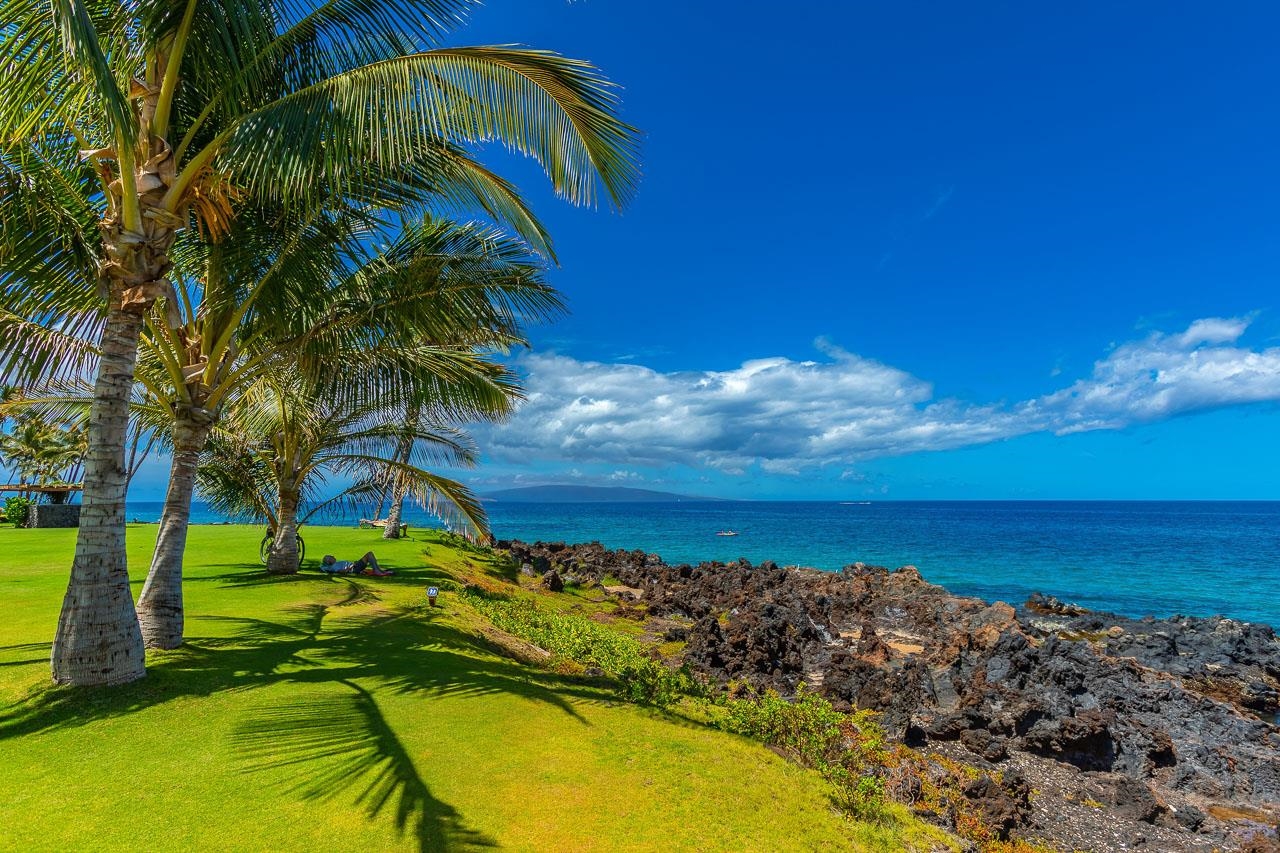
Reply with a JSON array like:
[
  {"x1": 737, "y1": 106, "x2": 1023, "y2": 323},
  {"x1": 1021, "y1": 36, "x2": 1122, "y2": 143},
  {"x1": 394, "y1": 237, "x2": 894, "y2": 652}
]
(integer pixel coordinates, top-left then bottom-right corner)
[{"x1": 129, "y1": 500, "x2": 1280, "y2": 627}]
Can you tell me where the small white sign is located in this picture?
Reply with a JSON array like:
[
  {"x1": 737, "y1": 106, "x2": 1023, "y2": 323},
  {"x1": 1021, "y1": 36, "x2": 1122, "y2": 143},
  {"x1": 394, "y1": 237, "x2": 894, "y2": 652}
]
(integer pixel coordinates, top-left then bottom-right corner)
[{"x1": 427, "y1": 587, "x2": 439, "y2": 597}]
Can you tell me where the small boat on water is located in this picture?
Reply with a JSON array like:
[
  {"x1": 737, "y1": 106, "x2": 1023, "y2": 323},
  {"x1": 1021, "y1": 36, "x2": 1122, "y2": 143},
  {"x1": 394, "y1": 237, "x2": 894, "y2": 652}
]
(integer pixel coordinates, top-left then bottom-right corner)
[{"x1": 716, "y1": 530, "x2": 739, "y2": 537}]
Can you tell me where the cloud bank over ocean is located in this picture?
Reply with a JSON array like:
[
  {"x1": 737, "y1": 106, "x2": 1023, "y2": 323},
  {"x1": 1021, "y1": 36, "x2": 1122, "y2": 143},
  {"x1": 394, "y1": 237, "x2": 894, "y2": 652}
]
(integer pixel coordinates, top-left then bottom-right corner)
[{"x1": 478, "y1": 317, "x2": 1280, "y2": 476}]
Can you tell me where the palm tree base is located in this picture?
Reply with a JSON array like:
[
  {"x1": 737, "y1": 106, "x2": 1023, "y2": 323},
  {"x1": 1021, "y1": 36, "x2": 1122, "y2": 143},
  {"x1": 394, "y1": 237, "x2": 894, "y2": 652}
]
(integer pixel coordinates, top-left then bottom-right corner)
[
  {"x1": 137, "y1": 602, "x2": 184, "y2": 649},
  {"x1": 51, "y1": 570, "x2": 146, "y2": 686}
]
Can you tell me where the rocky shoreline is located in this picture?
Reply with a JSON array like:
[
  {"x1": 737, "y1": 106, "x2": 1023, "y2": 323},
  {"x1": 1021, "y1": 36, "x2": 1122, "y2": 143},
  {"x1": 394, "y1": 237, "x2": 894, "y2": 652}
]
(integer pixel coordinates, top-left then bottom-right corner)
[{"x1": 500, "y1": 539, "x2": 1280, "y2": 852}]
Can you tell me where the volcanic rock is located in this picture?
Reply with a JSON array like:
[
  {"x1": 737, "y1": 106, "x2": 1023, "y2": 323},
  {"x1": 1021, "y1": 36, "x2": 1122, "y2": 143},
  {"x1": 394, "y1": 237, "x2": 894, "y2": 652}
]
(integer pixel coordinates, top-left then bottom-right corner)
[{"x1": 501, "y1": 539, "x2": 1280, "y2": 851}]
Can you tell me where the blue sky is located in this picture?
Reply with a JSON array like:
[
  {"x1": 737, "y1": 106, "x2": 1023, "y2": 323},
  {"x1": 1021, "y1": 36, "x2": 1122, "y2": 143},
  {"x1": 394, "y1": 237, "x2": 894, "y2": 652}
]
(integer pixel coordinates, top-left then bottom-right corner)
[{"x1": 134, "y1": 1, "x2": 1280, "y2": 500}]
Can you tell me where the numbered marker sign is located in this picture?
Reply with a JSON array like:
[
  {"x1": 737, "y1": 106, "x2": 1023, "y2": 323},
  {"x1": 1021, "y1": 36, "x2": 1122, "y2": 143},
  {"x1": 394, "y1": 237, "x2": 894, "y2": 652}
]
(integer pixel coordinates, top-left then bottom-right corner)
[{"x1": 427, "y1": 587, "x2": 439, "y2": 597}]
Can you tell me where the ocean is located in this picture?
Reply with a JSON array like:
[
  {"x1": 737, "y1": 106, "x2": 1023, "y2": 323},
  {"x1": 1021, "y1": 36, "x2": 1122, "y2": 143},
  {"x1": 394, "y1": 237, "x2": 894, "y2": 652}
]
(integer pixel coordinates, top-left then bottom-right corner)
[{"x1": 127, "y1": 500, "x2": 1280, "y2": 627}]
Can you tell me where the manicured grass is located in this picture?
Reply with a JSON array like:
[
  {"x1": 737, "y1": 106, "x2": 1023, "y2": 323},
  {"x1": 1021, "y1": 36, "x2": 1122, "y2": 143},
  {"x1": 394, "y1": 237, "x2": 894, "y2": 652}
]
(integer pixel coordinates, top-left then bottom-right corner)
[{"x1": 0, "y1": 525, "x2": 953, "y2": 852}]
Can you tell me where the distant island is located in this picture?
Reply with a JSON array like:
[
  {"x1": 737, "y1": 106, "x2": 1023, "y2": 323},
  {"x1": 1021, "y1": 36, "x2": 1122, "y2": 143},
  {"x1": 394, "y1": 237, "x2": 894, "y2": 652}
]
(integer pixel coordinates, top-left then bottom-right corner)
[{"x1": 482, "y1": 485, "x2": 724, "y2": 503}]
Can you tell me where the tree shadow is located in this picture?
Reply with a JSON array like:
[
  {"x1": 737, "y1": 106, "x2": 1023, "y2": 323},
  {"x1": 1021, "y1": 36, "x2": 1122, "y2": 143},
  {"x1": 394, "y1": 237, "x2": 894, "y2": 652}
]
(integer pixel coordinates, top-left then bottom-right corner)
[
  {"x1": 304, "y1": 609, "x2": 594, "y2": 723},
  {"x1": 189, "y1": 564, "x2": 460, "y2": 591},
  {"x1": 0, "y1": 563, "x2": 628, "y2": 849},
  {"x1": 184, "y1": 568, "x2": 335, "y2": 587},
  {"x1": 0, "y1": 581, "x2": 603, "y2": 742},
  {"x1": 0, "y1": 642, "x2": 50, "y2": 670},
  {"x1": 0, "y1": 643, "x2": 51, "y2": 652},
  {"x1": 232, "y1": 679, "x2": 497, "y2": 852},
  {"x1": 0, "y1": 658, "x2": 47, "y2": 668}
]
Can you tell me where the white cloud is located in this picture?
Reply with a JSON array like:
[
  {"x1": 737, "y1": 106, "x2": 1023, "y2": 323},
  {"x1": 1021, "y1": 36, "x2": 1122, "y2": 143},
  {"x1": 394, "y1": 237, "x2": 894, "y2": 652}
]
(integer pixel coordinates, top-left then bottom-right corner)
[
  {"x1": 1036, "y1": 319, "x2": 1280, "y2": 433},
  {"x1": 1176, "y1": 317, "x2": 1251, "y2": 348},
  {"x1": 477, "y1": 317, "x2": 1280, "y2": 475}
]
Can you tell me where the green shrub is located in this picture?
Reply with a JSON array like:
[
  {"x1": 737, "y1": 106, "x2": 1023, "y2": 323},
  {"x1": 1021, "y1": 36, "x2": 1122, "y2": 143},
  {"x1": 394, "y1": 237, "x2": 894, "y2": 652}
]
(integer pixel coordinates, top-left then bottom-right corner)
[
  {"x1": 460, "y1": 590, "x2": 702, "y2": 707},
  {"x1": 722, "y1": 685, "x2": 845, "y2": 767},
  {"x1": 3, "y1": 496, "x2": 33, "y2": 528},
  {"x1": 435, "y1": 529, "x2": 490, "y2": 555},
  {"x1": 718, "y1": 685, "x2": 893, "y2": 824}
]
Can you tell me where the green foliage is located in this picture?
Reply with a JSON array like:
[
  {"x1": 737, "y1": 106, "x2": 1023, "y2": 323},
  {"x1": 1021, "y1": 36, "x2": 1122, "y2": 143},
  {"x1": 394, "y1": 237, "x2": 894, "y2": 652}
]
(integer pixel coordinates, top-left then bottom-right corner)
[
  {"x1": 3, "y1": 495, "x2": 32, "y2": 527},
  {"x1": 719, "y1": 685, "x2": 893, "y2": 824},
  {"x1": 434, "y1": 529, "x2": 490, "y2": 556},
  {"x1": 461, "y1": 590, "x2": 702, "y2": 707},
  {"x1": 198, "y1": 377, "x2": 493, "y2": 537},
  {"x1": 722, "y1": 685, "x2": 845, "y2": 766},
  {"x1": 0, "y1": 405, "x2": 87, "y2": 488},
  {"x1": 718, "y1": 689, "x2": 1034, "y2": 850}
]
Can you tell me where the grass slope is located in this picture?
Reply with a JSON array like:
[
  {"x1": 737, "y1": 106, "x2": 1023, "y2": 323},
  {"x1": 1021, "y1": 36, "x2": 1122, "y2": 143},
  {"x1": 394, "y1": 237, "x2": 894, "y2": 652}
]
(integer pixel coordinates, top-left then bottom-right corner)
[{"x1": 0, "y1": 525, "x2": 950, "y2": 852}]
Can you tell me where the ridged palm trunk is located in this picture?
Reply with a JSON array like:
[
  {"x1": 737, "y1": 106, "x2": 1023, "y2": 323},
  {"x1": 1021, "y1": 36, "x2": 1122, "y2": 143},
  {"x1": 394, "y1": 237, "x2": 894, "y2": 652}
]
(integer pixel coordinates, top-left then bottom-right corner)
[
  {"x1": 51, "y1": 114, "x2": 181, "y2": 683},
  {"x1": 382, "y1": 410, "x2": 417, "y2": 541},
  {"x1": 382, "y1": 481, "x2": 406, "y2": 540},
  {"x1": 136, "y1": 414, "x2": 212, "y2": 648},
  {"x1": 267, "y1": 485, "x2": 302, "y2": 574},
  {"x1": 50, "y1": 302, "x2": 148, "y2": 685}
]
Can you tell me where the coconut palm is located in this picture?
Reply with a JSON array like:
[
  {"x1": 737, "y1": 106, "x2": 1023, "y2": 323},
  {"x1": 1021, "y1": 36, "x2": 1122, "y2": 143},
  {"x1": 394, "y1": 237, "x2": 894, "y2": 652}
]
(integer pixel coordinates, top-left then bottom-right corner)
[
  {"x1": 0, "y1": 408, "x2": 87, "y2": 493},
  {"x1": 132, "y1": 214, "x2": 556, "y2": 646},
  {"x1": 381, "y1": 406, "x2": 420, "y2": 541},
  {"x1": 199, "y1": 366, "x2": 504, "y2": 575},
  {"x1": 0, "y1": 417, "x2": 52, "y2": 491},
  {"x1": 40, "y1": 420, "x2": 88, "y2": 492},
  {"x1": 1, "y1": 0, "x2": 640, "y2": 685},
  {"x1": 4, "y1": 211, "x2": 555, "y2": 646}
]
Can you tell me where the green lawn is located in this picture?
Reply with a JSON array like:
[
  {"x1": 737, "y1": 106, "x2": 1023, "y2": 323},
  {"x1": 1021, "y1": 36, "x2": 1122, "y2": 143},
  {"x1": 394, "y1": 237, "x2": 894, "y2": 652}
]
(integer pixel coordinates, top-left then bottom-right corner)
[{"x1": 0, "y1": 525, "x2": 952, "y2": 852}]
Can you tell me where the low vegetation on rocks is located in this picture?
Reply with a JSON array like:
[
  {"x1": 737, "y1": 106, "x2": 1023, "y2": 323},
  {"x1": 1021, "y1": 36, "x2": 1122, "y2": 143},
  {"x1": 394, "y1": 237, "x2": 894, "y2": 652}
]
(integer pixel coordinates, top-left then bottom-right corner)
[
  {"x1": 500, "y1": 538, "x2": 1280, "y2": 853},
  {"x1": 477, "y1": 551, "x2": 1052, "y2": 851}
]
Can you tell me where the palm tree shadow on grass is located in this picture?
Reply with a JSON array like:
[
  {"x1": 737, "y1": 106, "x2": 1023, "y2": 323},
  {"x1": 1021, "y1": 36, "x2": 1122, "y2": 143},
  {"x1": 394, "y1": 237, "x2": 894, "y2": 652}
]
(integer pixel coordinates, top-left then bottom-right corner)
[
  {"x1": 0, "y1": 580, "x2": 603, "y2": 741},
  {"x1": 265, "y1": 607, "x2": 593, "y2": 723},
  {"x1": 0, "y1": 658, "x2": 48, "y2": 668},
  {"x1": 190, "y1": 560, "x2": 466, "y2": 593},
  {"x1": 184, "y1": 563, "x2": 352, "y2": 588},
  {"x1": 233, "y1": 679, "x2": 497, "y2": 852},
  {"x1": 0, "y1": 572, "x2": 615, "y2": 848},
  {"x1": 0, "y1": 642, "x2": 50, "y2": 669}
]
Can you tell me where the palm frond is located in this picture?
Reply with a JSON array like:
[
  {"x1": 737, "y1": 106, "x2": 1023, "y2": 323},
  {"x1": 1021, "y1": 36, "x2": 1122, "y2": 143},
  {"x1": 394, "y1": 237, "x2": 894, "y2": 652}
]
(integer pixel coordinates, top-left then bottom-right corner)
[
  {"x1": 196, "y1": 429, "x2": 277, "y2": 525},
  {"x1": 200, "y1": 47, "x2": 641, "y2": 215},
  {"x1": 49, "y1": 0, "x2": 135, "y2": 145},
  {"x1": 0, "y1": 0, "x2": 117, "y2": 143},
  {"x1": 0, "y1": 138, "x2": 103, "y2": 384},
  {"x1": 175, "y1": 0, "x2": 478, "y2": 156}
]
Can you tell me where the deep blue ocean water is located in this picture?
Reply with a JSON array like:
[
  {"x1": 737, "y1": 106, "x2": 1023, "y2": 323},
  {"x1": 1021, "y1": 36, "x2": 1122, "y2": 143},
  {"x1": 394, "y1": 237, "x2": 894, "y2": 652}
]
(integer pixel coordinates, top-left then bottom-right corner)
[{"x1": 127, "y1": 500, "x2": 1280, "y2": 627}]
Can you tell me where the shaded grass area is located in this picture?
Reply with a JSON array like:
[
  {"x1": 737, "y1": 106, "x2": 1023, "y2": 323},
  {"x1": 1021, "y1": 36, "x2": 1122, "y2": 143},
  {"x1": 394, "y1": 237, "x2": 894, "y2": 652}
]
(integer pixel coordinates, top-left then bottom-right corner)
[{"x1": 0, "y1": 525, "x2": 951, "y2": 851}]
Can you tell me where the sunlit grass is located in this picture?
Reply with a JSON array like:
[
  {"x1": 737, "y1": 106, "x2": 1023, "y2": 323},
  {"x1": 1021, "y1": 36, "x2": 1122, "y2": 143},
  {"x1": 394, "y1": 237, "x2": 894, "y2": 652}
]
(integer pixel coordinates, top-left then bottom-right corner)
[{"x1": 0, "y1": 524, "x2": 952, "y2": 851}]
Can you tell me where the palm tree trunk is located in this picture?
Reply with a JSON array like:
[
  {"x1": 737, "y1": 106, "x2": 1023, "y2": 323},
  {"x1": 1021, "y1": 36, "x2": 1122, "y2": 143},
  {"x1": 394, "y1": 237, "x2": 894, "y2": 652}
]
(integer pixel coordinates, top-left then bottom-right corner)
[
  {"x1": 382, "y1": 479, "x2": 406, "y2": 540},
  {"x1": 267, "y1": 486, "x2": 301, "y2": 575},
  {"x1": 383, "y1": 409, "x2": 416, "y2": 540},
  {"x1": 50, "y1": 98, "x2": 181, "y2": 684},
  {"x1": 136, "y1": 415, "x2": 212, "y2": 649},
  {"x1": 50, "y1": 303, "x2": 147, "y2": 686}
]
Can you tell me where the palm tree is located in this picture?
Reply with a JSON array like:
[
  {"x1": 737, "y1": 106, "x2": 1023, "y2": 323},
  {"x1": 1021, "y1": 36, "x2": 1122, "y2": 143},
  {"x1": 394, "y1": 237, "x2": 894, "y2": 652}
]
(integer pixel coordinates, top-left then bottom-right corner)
[
  {"x1": 3, "y1": 383, "x2": 171, "y2": 492},
  {"x1": 1, "y1": 0, "x2": 640, "y2": 685},
  {"x1": 199, "y1": 368, "x2": 504, "y2": 574},
  {"x1": 381, "y1": 406, "x2": 420, "y2": 541},
  {"x1": 133, "y1": 214, "x2": 556, "y2": 646},
  {"x1": 0, "y1": 409, "x2": 86, "y2": 494},
  {"x1": 0, "y1": 418, "x2": 51, "y2": 493},
  {"x1": 40, "y1": 420, "x2": 88, "y2": 496}
]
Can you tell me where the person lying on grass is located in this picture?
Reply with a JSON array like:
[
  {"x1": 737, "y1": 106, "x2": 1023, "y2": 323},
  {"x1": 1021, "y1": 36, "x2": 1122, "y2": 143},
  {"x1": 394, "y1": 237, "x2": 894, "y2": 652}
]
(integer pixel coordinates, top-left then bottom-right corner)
[{"x1": 320, "y1": 551, "x2": 394, "y2": 576}]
